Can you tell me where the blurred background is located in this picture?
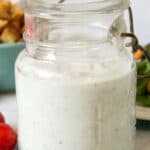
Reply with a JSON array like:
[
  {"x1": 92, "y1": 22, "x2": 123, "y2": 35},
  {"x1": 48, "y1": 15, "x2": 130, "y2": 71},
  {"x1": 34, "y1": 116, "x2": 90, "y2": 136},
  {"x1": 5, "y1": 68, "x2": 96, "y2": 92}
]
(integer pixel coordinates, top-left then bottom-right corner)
[{"x1": 132, "y1": 0, "x2": 150, "y2": 45}]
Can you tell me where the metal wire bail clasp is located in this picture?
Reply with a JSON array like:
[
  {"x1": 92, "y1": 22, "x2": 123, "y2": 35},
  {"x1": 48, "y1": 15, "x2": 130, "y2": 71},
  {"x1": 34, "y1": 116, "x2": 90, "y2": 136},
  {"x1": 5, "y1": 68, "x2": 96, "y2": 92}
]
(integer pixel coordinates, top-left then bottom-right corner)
[
  {"x1": 121, "y1": 7, "x2": 150, "y2": 79},
  {"x1": 121, "y1": 6, "x2": 150, "y2": 62}
]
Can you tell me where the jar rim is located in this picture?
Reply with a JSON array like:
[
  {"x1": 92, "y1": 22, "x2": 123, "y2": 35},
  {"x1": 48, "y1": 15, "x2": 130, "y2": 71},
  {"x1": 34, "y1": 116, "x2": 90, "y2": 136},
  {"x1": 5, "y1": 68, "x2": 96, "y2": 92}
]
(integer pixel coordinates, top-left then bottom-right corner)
[{"x1": 23, "y1": 0, "x2": 130, "y2": 15}]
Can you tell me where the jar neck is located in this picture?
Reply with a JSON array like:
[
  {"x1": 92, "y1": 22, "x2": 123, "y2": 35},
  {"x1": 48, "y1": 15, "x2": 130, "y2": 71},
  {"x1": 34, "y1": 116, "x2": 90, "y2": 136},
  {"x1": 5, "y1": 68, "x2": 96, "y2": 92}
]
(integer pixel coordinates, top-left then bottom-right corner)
[
  {"x1": 23, "y1": 0, "x2": 129, "y2": 61},
  {"x1": 24, "y1": 13, "x2": 126, "y2": 60},
  {"x1": 24, "y1": 33, "x2": 124, "y2": 61}
]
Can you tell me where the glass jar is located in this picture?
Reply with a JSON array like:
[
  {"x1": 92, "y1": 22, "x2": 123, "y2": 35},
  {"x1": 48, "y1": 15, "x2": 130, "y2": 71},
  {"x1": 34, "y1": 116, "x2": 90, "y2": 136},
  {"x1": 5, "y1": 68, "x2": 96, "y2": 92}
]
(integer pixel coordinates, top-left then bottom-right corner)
[{"x1": 16, "y1": 0, "x2": 136, "y2": 150}]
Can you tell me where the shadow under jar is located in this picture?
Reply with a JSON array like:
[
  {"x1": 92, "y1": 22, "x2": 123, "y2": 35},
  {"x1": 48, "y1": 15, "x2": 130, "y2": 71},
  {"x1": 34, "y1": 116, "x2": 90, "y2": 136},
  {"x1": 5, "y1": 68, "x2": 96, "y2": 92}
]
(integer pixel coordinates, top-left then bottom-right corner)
[{"x1": 15, "y1": 0, "x2": 136, "y2": 150}]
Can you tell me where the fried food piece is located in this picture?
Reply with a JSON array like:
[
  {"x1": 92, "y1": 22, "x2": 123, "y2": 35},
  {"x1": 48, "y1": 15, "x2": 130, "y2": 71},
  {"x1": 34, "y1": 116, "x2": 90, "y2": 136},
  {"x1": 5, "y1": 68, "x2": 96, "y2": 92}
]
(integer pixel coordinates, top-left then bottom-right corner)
[
  {"x1": 10, "y1": 20, "x2": 21, "y2": 31},
  {"x1": 9, "y1": 20, "x2": 25, "y2": 36},
  {"x1": 11, "y1": 4, "x2": 24, "y2": 21},
  {"x1": 1, "y1": 0, "x2": 11, "y2": 12},
  {"x1": 0, "y1": 6, "x2": 11, "y2": 20},
  {"x1": 0, "y1": 26, "x2": 20, "y2": 43},
  {"x1": 0, "y1": 20, "x2": 8, "y2": 31},
  {"x1": 0, "y1": 1, "x2": 24, "y2": 43},
  {"x1": 0, "y1": 0, "x2": 11, "y2": 20}
]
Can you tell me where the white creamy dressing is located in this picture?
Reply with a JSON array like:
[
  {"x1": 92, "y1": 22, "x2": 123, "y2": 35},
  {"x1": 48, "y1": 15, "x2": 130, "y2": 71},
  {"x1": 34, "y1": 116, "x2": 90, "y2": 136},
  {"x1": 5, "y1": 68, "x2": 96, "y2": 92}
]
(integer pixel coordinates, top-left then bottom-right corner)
[{"x1": 16, "y1": 43, "x2": 135, "y2": 150}]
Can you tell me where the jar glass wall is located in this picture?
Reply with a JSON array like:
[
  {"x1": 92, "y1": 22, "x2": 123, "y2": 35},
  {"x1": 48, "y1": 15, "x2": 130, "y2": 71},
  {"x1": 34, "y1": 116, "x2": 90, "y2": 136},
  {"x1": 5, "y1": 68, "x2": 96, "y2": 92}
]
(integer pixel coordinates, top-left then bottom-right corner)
[{"x1": 16, "y1": 0, "x2": 136, "y2": 150}]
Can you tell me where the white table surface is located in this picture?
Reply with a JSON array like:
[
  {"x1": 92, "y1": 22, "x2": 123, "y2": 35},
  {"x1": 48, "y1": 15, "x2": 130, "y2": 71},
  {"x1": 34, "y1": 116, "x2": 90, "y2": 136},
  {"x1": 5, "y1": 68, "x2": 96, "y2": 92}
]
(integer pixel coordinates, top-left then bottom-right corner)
[{"x1": 0, "y1": 93, "x2": 150, "y2": 150}]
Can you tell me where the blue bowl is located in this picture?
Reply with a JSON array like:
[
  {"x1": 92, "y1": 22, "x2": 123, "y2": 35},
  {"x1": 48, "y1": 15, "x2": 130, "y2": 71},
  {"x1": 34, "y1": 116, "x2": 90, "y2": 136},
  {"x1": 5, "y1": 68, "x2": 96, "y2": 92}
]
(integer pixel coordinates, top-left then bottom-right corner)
[{"x1": 0, "y1": 42, "x2": 25, "y2": 92}]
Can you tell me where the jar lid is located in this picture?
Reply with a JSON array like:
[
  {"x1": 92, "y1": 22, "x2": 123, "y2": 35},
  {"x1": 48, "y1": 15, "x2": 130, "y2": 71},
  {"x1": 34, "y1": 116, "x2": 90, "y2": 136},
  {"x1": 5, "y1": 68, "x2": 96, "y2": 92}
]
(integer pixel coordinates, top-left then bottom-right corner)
[
  {"x1": 23, "y1": 0, "x2": 130, "y2": 14},
  {"x1": 31, "y1": 0, "x2": 129, "y2": 5}
]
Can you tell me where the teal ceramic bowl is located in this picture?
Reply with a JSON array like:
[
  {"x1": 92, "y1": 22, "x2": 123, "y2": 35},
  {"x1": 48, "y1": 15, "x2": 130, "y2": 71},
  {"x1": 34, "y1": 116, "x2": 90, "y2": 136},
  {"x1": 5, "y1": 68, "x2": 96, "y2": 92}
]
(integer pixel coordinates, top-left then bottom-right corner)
[{"x1": 0, "y1": 42, "x2": 25, "y2": 92}]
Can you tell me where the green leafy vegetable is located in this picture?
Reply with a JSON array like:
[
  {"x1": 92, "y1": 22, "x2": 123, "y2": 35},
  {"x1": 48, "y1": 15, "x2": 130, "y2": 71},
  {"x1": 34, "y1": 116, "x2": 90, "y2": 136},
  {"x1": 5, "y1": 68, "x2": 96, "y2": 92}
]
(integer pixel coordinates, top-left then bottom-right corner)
[
  {"x1": 137, "y1": 60, "x2": 150, "y2": 75},
  {"x1": 136, "y1": 95, "x2": 150, "y2": 107},
  {"x1": 137, "y1": 78, "x2": 149, "y2": 96},
  {"x1": 136, "y1": 44, "x2": 150, "y2": 107}
]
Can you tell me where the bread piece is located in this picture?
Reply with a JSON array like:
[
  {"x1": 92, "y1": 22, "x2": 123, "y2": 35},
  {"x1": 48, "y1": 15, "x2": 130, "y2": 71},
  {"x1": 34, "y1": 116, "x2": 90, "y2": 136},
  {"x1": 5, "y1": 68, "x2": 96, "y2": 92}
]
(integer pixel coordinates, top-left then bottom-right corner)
[
  {"x1": 0, "y1": 25, "x2": 20, "y2": 43},
  {"x1": 11, "y1": 4, "x2": 24, "y2": 21}
]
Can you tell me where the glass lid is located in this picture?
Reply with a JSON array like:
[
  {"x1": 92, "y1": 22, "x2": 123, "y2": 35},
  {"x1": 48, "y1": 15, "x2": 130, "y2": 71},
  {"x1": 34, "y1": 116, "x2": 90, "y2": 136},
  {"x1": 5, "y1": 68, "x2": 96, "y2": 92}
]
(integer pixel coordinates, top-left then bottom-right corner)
[{"x1": 22, "y1": 0, "x2": 130, "y2": 13}]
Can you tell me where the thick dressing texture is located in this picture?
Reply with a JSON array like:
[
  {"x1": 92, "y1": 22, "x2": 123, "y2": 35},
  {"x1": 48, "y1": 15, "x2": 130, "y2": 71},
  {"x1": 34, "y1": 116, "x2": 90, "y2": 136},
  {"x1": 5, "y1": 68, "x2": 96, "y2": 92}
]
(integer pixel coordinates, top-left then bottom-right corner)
[{"x1": 16, "y1": 49, "x2": 136, "y2": 150}]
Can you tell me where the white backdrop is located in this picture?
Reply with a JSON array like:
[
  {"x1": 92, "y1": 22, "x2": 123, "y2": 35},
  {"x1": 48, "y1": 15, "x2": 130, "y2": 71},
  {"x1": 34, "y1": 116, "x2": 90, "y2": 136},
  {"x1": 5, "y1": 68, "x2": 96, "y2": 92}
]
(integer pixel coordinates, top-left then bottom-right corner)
[{"x1": 132, "y1": 0, "x2": 150, "y2": 44}]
